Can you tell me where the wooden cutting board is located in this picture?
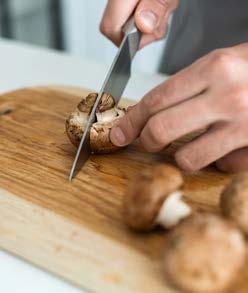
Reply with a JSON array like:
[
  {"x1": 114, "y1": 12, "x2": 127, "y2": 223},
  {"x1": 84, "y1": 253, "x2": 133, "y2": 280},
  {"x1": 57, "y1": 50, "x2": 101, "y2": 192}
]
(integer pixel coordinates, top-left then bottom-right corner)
[{"x1": 0, "y1": 86, "x2": 247, "y2": 292}]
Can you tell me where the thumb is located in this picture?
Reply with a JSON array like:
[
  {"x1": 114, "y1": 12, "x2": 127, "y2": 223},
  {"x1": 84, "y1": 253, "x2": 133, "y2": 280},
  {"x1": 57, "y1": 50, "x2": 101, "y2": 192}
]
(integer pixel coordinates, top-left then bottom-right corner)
[
  {"x1": 134, "y1": 0, "x2": 170, "y2": 33},
  {"x1": 100, "y1": 0, "x2": 139, "y2": 46},
  {"x1": 110, "y1": 101, "x2": 148, "y2": 146}
]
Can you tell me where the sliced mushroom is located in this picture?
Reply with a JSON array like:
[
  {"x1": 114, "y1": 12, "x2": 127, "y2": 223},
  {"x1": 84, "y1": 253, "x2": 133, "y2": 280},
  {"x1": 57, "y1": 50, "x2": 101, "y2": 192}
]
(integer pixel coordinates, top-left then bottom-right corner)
[
  {"x1": 123, "y1": 164, "x2": 192, "y2": 231},
  {"x1": 220, "y1": 172, "x2": 248, "y2": 235},
  {"x1": 90, "y1": 119, "x2": 121, "y2": 154},
  {"x1": 163, "y1": 213, "x2": 246, "y2": 293},
  {"x1": 66, "y1": 93, "x2": 126, "y2": 153}
]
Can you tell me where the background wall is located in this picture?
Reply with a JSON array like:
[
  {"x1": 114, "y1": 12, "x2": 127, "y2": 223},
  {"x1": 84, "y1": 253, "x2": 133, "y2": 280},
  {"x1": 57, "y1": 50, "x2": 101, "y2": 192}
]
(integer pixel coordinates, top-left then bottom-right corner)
[
  {"x1": 61, "y1": 0, "x2": 167, "y2": 74},
  {"x1": 0, "y1": 0, "x2": 168, "y2": 74}
]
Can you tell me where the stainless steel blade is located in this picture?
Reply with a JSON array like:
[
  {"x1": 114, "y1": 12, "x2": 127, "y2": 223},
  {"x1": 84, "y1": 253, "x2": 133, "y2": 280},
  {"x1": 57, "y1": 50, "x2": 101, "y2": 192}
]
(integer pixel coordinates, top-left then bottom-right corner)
[{"x1": 69, "y1": 18, "x2": 141, "y2": 181}]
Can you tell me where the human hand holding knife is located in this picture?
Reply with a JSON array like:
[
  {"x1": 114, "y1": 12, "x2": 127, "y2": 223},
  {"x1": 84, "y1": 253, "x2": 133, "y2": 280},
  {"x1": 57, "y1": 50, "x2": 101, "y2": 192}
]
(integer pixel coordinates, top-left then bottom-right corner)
[{"x1": 69, "y1": 16, "x2": 141, "y2": 181}]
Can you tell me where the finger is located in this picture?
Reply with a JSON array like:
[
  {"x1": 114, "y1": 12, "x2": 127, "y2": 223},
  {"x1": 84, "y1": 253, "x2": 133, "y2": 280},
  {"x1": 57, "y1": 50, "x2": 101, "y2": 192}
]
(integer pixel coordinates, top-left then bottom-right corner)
[
  {"x1": 139, "y1": 13, "x2": 169, "y2": 48},
  {"x1": 139, "y1": 33, "x2": 162, "y2": 49},
  {"x1": 139, "y1": 93, "x2": 217, "y2": 152},
  {"x1": 175, "y1": 123, "x2": 246, "y2": 172},
  {"x1": 110, "y1": 60, "x2": 207, "y2": 146},
  {"x1": 141, "y1": 57, "x2": 208, "y2": 115},
  {"x1": 137, "y1": 0, "x2": 177, "y2": 48},
  {"x1": 100, "y1": 0, "x2": 139, "y2": 46},
  {"x1": 216, "y1": 147, "x2": 248, "y2": 173},
  {"x1": 110, "y1": 102, "x2": 144, "y2": 146},
  {"x1": 135, "y1": 0, "x2": 169, "y2": 34}
]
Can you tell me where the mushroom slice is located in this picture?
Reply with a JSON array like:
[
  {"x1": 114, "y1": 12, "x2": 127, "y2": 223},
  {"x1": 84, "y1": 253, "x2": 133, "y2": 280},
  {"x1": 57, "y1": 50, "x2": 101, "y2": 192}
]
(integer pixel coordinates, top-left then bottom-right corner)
[
  {"x1": 65, "y1": 108, "x2": 89, "y2": 147},
  {"x1": 66, "y1": 92, "x2": 127, "y2": 153},
  {"x1": 90, "y1": 119, "x2": 121, "y2": 154},
  {"x1": 123, "y1": 164, "x2": 192, "y2": 231},
  {"x1": 91, "y1": 107, "x2": 126, "y2": 154},
  {"x1": 66, "y1": 93, "x2": 97, "y2": 147},
  {"x1": 163, "y1": 213, "x2": 246, "y2": 293},
  {"x1": 220, "y1": 172, "x2": 248, "y2": 235},
  {"x1": 77, "y1": 92, "x2": 97, "y2": 113}
]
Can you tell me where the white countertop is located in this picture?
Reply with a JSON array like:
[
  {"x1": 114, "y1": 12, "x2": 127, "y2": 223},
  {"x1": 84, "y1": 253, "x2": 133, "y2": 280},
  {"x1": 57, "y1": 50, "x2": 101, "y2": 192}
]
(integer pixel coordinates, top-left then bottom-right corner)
[{"x1": 0, "y1": 38, "x2": 167, "y2": 293}]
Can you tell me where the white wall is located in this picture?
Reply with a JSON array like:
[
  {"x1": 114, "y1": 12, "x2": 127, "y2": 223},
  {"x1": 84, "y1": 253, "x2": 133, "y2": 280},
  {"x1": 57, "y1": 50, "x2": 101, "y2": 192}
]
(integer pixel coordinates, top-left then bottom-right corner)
[{"x1": 61, "y1": 0, "x2": 167, "y2": 74}]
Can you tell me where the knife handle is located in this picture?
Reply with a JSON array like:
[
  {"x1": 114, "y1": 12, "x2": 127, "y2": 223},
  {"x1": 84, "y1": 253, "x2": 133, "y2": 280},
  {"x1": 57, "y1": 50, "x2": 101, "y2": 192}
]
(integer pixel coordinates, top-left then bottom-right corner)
[{"x1": 122, "y1": 16, "x2": 139, "y2": 36}]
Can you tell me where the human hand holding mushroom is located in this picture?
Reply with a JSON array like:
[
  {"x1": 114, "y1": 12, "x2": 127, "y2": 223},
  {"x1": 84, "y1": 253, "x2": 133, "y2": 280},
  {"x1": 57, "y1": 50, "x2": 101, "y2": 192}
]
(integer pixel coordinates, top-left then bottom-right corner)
[{"x1": 110, "y1": 44, "x2": 248, "y2": 173}]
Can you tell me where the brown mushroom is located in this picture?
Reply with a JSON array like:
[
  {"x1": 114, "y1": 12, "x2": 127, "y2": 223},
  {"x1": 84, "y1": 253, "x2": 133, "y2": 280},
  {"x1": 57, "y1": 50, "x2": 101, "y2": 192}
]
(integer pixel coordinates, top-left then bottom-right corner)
[
  {"x1": 123, "y1": 164, "x2": 192, "y2": 231},
  {"x1": 220, "y1": 172, "x2": 248, "y2": 235},
  {"x1": 90, "y1": 119, "x2": 121, "y2": 154},
  {"x1": 163, "y1": 213, "x2": 246, "y2": 293},
  {"x1": 66, "y1": 93, "x2": 126, "y2": 153}
]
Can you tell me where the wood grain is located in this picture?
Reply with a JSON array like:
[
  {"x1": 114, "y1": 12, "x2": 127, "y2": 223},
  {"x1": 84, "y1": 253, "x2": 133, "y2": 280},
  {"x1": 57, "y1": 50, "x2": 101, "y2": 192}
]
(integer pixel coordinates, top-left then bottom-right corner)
[{"x1": 0, "y1": 86, "x2": 247, "y2": 292}]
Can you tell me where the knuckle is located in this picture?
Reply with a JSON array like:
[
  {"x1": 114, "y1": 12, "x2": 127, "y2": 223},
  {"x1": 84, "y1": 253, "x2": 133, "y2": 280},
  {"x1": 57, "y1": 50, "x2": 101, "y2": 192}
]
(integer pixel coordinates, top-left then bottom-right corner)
[
  {"x1": 146, "y1": 116, "x2": 170, "y2": 146},
  {"x1": 99, "y1": 20, "x2": 108, "y2": 36},
  {"x1": 125, "y1": 115, "x2": 136, "y2": 136},
  {"x1": 209, "y1": 50, "x2": 237, "y2": 79},
  {"x1": 228, "y1": 87, "x2": 248, "y2": 112},
  {"x1": 118, "y1": 116, "x2": 134, "y2": 141},
  {"x1": 141, "y1": 92, "x2": 161, "y2": 115},
  {"x1": 100, "y1": 19, "x2": 117, "y2": 37},
  {"x1": 153, "y1": 0, "x2": 169, "y2": 9}
]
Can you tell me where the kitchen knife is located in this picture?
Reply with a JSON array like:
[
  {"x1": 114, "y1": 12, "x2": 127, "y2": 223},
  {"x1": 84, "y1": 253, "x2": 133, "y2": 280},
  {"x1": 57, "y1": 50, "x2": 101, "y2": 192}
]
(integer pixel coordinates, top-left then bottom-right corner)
[{"x1": 69, "y1": 17, "x2": 141, "y2": 181}]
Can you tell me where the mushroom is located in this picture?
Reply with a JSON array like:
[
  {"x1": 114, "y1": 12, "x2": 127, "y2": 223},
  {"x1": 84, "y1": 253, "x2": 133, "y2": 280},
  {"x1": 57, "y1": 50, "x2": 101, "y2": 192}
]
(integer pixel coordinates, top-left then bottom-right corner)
[
  {"x1": 66, "y1": 93, "x2": 126, "y2": 153},
  {"x1": 163, "y1": 213, "x2": 246, "y2": 293},
  {"x1": 123, "y1": 164, "x2": 192, "y2": 231},
  {"x1": 220, "y1": 172, "x2": 248, "y2": 235}
]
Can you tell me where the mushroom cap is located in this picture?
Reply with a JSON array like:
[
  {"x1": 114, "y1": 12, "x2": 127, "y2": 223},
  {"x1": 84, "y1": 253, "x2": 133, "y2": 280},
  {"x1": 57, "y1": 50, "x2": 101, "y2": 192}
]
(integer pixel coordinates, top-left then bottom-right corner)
[
  {"x1": 66, "y1": 92, "x2": 126, "y2": 153},
  {"x1": 221, "y1": 172, "x2": 248, "y2": 235},
  {"x1": 123, "y1": 164, "x2": 183, "y2": 231},
  {"x1": 163, "y1": 213, "x2": 246, "y2": 293},
  {"x1": 77, "y1": 93, "x2": 97, "y2": 113},
  {"x1": 97, "y1": 93, "x2": 115, "y2": 113},
  {"x1": 77, "y1": 92, "x2": 115, "y2": 113}
]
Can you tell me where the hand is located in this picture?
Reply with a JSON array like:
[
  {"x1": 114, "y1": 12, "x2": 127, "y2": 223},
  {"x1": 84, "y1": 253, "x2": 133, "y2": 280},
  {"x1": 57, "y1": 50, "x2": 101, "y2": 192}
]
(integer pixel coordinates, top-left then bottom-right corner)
[
  {"x1": 100, "y1": 0, "x2": 179, "y2": 48},
  {"x1": 110, "y1": 44, "x2": 248, "y2": 172}
]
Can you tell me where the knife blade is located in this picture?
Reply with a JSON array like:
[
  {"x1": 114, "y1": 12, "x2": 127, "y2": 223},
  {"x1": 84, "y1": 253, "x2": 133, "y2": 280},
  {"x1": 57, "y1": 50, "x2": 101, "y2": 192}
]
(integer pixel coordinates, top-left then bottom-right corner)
[{"x1": 69, "y1": 17, "x2": 141, "y2": 181}]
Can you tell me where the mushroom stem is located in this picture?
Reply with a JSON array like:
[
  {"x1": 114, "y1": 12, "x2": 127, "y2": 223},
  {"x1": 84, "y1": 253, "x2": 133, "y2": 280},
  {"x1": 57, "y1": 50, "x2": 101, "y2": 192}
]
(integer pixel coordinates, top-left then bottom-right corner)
[{"x1": 155, "y1": 191, "x2": 191, "y2": 229}]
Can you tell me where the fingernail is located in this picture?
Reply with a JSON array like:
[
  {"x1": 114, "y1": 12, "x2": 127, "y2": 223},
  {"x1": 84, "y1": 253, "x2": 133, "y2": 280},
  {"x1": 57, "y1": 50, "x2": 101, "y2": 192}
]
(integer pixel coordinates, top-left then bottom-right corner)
[
  {"x1": 139, "y1": 10, "x2": 158, "y2": 31},
  {"x1": 110, "y1": 127, "x2": 126, "y2": 146}
]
